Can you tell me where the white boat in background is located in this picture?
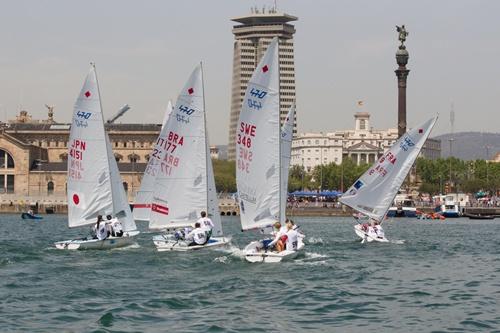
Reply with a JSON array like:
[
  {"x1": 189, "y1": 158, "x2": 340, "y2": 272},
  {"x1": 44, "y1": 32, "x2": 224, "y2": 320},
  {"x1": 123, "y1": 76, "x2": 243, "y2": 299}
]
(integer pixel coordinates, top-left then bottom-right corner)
[
  {"x1": 148, "y1": 64, "x2": 230, "y2": 251},
  {"x1": 236, "y1": 38, "x2": 304, "y2": 263},
  {"x1": 55, "y1": 64, "x2": 139, "y2": 250},
  {"x1": 133, "y1": 100, "x2": 173, "y2": 222},
  {"x1": 387, "y1": 193, "x2": 417, "y2": 218},
  {"x1": 340, "y1": 115, "x2": 438, "y2": 243},
  {"x1": 434, "y1": 194, "x2": 461, "y2": 218}
]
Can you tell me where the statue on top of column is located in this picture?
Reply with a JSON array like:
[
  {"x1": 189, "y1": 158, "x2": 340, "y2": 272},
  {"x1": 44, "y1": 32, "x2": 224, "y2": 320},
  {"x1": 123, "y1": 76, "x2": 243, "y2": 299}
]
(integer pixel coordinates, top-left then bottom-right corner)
[{"x1": 396, "y1": 25, "x2": 409, "y2": 49}]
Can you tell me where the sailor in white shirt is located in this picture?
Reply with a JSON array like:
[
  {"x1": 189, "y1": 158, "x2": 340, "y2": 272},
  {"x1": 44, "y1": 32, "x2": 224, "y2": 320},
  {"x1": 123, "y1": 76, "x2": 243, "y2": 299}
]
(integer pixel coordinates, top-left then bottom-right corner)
[
  {"x1": 285, "y1": 220, "x2": 299, "y2": 251},
  {"x1": 112, "y1": 219, "x2": 124, "y2": 237},
  {"x1": 184, "y1": 222, "x2": 207, "y2": 246},
  {"x1": 197, "y1": 211, "x2": 214, "y2": 239},
  {"x1": 96, "y1": 217, "x2": 108, "y2": 241},
  {"x1": 374, "y1": 221, "x2": 385, "y2": 239}
]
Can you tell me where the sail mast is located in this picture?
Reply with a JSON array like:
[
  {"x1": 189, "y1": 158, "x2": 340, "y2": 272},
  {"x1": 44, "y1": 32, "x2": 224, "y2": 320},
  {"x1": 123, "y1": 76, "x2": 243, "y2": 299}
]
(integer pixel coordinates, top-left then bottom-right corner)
[
  {"x1": 201, "y1": 61, "x2": 209, "y2": 211},
  {"x1": 93, "y1": 62, "x2": 116, "y2": 207},
  {"x1": 277, "y1": 38, "x2": 283, "y2": 223}
]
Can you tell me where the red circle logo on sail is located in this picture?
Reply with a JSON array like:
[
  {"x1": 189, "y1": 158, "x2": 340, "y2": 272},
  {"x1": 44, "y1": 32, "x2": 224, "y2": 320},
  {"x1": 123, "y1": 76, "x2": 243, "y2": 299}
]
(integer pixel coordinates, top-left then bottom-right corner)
[{"x1": 73, "y1": 194, "x2": 80, "y2": 205}]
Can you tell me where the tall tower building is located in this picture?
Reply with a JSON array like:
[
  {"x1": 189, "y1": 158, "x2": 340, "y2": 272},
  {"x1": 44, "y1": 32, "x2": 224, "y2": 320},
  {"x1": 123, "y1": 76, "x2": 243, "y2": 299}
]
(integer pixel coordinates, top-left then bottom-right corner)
[{"x1": 227, "y1": 8, "x2": 298, "y2": 160}]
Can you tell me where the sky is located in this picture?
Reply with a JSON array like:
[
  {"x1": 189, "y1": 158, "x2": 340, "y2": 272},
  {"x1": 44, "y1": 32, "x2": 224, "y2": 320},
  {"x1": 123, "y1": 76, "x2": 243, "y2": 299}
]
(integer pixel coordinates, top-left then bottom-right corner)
[{"x1": 1, "y1": 0, "x2": 499, "y2": 145}]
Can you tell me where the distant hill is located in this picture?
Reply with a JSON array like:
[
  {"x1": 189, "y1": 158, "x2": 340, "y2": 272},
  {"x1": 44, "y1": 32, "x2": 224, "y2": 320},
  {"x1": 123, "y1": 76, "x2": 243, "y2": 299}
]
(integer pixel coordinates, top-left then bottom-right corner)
[{"x1": 433, "y1": 132, "x2": 500, "y2": 160}]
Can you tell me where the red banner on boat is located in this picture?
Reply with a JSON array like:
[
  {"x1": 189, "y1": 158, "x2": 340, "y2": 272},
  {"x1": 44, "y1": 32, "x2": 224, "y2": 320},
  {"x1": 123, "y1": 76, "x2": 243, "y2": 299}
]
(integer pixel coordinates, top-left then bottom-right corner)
[{"x1": 152, "y1": 203, "x2": 169, "y2": 215}]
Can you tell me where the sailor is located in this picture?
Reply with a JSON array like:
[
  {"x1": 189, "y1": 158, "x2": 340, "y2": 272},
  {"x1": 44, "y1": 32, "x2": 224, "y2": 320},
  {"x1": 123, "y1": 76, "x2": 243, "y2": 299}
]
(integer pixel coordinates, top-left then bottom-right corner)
[
  {"x1": 284, "y1": 220, "x2": 299, "y2": 251},
  {"x1": 267, "y1": 221, "x2": 287, "y2": 252},
  {"x1": 197, "y1": 211, "x2": 214, "y2": 240},
  {"x1": 91, "y1": 215, "x2": 103, "y2": 239},
  {"x1": 289, "y1": 219, "x2": 305, "y2": 241},
  {"x1": 95, "y1": 215, "x2": 108, "y2": 241},
  {"x1": 105, "y1": 215, "x2": 114, "y2": 236},
  {"x1": 184, "y1": 222, "x2": 207, "y2": 246},
  {"x1": 374, "y1": 221, "x2": 385, "y2": 239},
  {"x1": 112, "y1": 219, "x2": 124, "y2": 237}
]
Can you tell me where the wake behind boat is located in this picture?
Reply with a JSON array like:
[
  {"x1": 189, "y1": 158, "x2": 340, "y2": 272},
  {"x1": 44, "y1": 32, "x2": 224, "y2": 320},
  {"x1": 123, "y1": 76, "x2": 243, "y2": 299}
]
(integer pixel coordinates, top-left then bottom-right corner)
[
  {"x1": 147, "y1": 64, "x2": 230, "y2": 252},
  {"x1": 340, "y1": 115, "x2": 438, "y2": 243},
  {"x1": 54, "y1": 64, "x2": 139, "y2": 250},
  {"x1": 235, "y1": 38, "x2": 304, "y2": 262}
]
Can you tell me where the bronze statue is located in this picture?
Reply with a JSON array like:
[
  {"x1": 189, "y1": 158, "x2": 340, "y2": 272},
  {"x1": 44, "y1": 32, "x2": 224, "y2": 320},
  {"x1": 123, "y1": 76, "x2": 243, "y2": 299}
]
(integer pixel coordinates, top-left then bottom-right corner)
[{"x1": 396, "y1": 25, "x2": 409, "y2": 48}]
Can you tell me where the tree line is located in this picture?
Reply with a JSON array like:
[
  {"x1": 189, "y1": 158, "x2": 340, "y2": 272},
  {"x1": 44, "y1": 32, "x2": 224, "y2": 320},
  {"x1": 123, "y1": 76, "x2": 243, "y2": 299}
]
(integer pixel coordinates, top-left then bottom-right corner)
[{"x1": 213, "y1": 157, "x2": 500, "y2": 195}]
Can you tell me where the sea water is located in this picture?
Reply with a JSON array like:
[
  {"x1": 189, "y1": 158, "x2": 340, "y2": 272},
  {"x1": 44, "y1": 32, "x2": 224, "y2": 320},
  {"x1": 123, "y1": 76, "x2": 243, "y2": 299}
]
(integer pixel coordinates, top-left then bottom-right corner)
[{"x1": 1, "y1": 214, "x2": 499, "y2": 332}]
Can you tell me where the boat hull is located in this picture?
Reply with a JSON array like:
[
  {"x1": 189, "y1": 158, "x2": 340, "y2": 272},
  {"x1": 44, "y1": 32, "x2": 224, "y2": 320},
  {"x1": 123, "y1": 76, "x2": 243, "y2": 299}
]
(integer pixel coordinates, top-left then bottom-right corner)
[
  {"x1": 152, "y1": 235, "x2": 231, "y2": 252},
  {"x1": 21, "y1": 213, "x2": 43, "y2": 220},
  {"x1": 354, "y1": 224, "x2": 388, "y2": 243},
  {"x1": 463, "y1": 213, "x2": 496, "y2": 220},
  {"x1": 54, "y1": 230, "x2": 140, "y2": 250},
  {"x1": 386, "y1": 207, "x2": 417, "y2": 218},
  {"x1": 244, "y1": 238, "x2": 305, "y2": 263}
]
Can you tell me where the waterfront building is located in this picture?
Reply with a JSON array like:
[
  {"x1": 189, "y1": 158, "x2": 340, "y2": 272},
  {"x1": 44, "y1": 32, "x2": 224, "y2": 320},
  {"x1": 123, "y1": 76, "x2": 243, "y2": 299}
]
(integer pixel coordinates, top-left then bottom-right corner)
[
  {"x1": 227, "y1": 7, "x2": 297, "y2": 160},
  {"x1": 291, "y1": 112, "x2": 440, "y2": 172},
  {"x1": 0, "y1": 110, "x2": 159, "y2": 200}
]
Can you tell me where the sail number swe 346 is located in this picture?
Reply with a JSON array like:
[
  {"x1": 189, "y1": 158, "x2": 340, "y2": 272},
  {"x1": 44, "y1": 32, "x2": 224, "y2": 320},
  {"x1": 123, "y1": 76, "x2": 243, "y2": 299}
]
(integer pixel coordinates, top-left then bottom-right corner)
[{"x1": 237, "y1": 122, "x2": 256, "y2": 173}]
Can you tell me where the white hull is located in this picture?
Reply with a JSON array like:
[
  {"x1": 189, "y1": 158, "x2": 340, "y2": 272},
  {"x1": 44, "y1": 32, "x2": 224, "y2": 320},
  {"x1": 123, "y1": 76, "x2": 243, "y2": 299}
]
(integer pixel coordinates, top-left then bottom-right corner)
[
  {"x1": 54, "y1": 230, "x2": 140, "y2": 250},
  {"x1": 244, "y1": 238, "x2": 305, "y2": 263},
  {"x1": 354, "y1": 224, "x2": 388, "y2": 243},
  {"x1": 152, "y1": 234, "x2": 231, "y2": 252}
]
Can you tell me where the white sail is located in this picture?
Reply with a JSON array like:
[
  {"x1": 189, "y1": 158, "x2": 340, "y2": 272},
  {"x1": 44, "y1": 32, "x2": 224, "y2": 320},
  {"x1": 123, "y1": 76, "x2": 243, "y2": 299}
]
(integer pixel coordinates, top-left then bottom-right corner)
[
  {"x1": 161, "y1": 100, "x2": 173, "y2": 130},
  {"x1": 67, "y1": 65, "x2": 136, "y2": 231},
  {"x1": 133, "y1": 102, "x2": 174, "y2": 222},
  {"x1": 340, "y1": 115, "x2": 438, "y2": 222},
  {"x1": 236, "y1": 37, "x2": 280, "y2": 231},
  {"x1": 149, "y1": 64, "x2": 216, "y2": 231},
  {"x1": 105, "y1": 134, "x2": 136, "y2": 232},
  {"x1": 205, "y1": 131, "x2": 223, "y2": 237},
  {"x1": 279, "y1": 103, "x2": 295, "y2": 224}
]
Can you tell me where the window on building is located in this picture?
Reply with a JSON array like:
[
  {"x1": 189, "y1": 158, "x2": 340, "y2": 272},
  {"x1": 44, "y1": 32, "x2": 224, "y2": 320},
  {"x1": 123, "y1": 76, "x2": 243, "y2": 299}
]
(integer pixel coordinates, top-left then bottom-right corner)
[
  {"x1": 0, "y1": 149, "x2": 15, "y2": 169},
  {"x1": 360, "y1": 120, "x2": 366, "y2": 130},
  {"x1": 128, "y1": 154, "x2": 139, "y2": 163},
  {"x1": 315, "y1": 140, "x2": 319, "y2": 145},
  {"x1": 47, "y1": 181, "x2": 54, "y2": 195},
  {"x1": 6, "y1": 175, "x2": 14, "y2": 193},
  {"x1": 123, "y1": 182, "x2": 128, "y2": 193}
]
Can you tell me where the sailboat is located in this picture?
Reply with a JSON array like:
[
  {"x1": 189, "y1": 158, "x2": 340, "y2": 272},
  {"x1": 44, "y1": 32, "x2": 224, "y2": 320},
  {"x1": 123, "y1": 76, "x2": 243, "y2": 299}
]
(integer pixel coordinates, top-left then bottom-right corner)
[
  {"x1": 133, "y1": 100, "x2": 173, "y2": 222},
  {"x1": 54, "y1": 64, "x2": 139, "y2": 250},
  {"x1": 339, "y1": 115, "x2": 438, "y2": 243},
  {"x1": 236, "y1": 37, "x2": 304, "y2": 263},
  {"x1": 149, "y1": 64, "x2": 230, "y2": 251}
]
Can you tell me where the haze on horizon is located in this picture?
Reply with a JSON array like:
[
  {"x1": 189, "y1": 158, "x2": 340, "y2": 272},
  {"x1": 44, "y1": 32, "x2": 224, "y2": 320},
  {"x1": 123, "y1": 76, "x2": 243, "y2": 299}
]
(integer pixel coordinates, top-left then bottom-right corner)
[{"x1": 1, "y1": 0, "x2": 499, "y2": 145}]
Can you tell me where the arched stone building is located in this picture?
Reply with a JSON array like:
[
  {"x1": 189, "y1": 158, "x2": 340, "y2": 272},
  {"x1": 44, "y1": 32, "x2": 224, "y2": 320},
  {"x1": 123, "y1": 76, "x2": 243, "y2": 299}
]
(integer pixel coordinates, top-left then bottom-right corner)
[{"x1": 0, "y1": 120, "x2": 161, "y2": 202}]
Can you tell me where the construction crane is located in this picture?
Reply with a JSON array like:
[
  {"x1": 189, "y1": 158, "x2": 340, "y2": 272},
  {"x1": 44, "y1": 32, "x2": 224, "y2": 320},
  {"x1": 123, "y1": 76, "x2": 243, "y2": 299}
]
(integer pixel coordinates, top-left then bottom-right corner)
[{"x1": 107, "y1": 104, "x2": 130, "y2": 124}]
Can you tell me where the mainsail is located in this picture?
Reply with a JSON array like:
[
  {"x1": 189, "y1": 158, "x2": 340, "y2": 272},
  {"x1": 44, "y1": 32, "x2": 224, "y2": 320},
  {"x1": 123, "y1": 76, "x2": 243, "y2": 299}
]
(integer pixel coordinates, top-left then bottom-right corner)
[
  {"x1": 133, "y1": 101, "x2": 174, "y2": 222},
  {"x1": 67, "y1": 64, "x2": 136, "y2": 232},
  {"x1": 279, "y1": 103, "x2": 295, "y2": 224},
  {"x1": 236, "y1": 37, "x2": 281, "y2": 231},
  {"x1": 149, "y1": 64, "x2": 222, "y2": 233},
  {"x1": 340, "y1": 115, "x2": 438, "y2": 222}
]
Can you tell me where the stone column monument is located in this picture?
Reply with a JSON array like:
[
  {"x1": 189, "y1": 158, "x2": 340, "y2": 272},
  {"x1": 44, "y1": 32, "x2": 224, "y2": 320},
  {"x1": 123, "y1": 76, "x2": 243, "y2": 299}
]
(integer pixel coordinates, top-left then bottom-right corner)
[{"x1": 395, "y1": 25, "x2": 410, "y2": 138}]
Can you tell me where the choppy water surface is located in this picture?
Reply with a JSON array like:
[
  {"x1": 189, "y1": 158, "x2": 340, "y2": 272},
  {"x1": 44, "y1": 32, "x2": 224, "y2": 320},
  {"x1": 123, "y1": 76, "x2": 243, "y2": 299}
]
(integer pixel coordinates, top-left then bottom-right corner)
[{"x1": 1, "y1": 214, "x2": 500, "y2": 332}]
